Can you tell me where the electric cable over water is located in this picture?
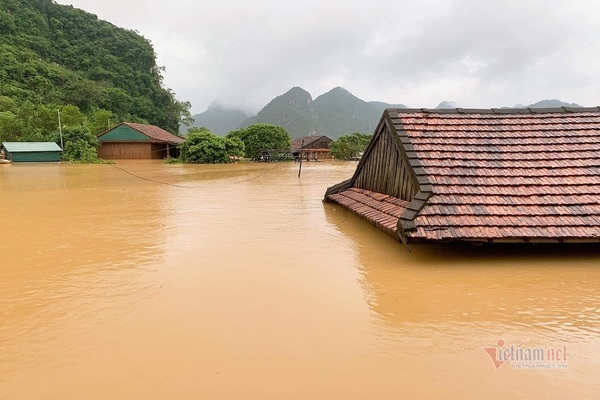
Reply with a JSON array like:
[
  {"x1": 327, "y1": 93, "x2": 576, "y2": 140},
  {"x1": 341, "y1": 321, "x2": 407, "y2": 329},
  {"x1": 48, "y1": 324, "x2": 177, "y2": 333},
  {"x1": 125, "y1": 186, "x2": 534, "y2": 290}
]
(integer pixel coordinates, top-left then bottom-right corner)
[{"x1": 109, "y1": 162, "x2": 282, "y2": 188}]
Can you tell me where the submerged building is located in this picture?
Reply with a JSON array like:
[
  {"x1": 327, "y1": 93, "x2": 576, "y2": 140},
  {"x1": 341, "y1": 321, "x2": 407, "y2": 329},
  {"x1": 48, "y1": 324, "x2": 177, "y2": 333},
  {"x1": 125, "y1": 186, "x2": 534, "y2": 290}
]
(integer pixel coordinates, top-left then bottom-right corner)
[
  {"x1": 325, "y1": 108, "x2": 600, "y2": 244},
  {"x1": 1, "y1": 142, "x2": 62, "y2": 162},
  {"x1": 291, "y1": 135, "x2": 333, "y2": 161},
  {"x1": 97, "y1": 122, "x2": 184, "y2": 159}
]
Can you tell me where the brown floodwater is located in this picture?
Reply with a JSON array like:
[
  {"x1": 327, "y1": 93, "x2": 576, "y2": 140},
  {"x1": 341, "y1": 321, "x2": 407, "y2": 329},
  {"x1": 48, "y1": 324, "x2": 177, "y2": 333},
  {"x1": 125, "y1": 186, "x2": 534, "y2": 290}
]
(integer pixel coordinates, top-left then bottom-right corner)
[{"x1": 0, "y1": 160, "x2": 599, "y2": 399}]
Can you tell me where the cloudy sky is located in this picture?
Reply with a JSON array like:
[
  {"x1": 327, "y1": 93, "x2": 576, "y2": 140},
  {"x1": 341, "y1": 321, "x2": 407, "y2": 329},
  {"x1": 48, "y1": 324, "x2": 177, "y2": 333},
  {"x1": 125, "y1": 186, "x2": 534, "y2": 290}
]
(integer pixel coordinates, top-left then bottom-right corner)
[{"x1": 56, "y1": 0, "x2": 600, "y2": 114}]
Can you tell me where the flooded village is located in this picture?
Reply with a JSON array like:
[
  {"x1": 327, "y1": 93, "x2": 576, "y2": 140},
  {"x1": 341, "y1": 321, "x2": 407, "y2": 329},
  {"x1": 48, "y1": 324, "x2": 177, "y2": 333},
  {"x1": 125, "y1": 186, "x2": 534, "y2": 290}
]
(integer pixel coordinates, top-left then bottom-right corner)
[
  {"x1": 1, "y1": 112, "x2": 600, "y2": 398},
  {"x1": 2, "y1": 0, "x2": 600, "y2": 398}
]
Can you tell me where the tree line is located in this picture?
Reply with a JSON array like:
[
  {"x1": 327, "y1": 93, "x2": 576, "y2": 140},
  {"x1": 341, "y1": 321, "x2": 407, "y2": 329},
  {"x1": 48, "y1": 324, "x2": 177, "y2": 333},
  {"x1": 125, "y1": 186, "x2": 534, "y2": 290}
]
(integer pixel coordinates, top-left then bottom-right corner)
[{"x1": 174, "y1": 125, "x2": 371, "y2": 163}]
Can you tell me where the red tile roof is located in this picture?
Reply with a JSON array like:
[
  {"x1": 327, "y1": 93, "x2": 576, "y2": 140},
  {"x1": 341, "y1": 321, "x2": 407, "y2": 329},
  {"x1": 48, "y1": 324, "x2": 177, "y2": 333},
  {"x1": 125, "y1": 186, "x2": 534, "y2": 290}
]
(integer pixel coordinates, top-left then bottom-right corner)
[
  {"x1": 327, "y1": 108, "x2": 600, "y2": 243},
  {"x1": 121, "y1": 122, "x2": 184, "y2": 144},
  {"x1": 327, "y1": 188, "x2": 411, "y2": 234}
]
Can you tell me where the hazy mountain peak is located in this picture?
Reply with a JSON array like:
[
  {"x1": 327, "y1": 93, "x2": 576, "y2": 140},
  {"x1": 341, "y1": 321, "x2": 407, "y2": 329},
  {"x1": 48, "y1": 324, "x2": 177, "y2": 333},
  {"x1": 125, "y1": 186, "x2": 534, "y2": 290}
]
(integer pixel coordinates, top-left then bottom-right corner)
[
  {"x1": 318, "y1": 86, "x2": 353, "y2": 99},
  {"x1": 185, "y1": 103, "x2": 249, "y2": 135},
  {"x1": 527, "y1": 99, "x2": 581, "y2": 108},
  {"x1": 436, "y1": 101, "x2": 456, "y2": 109}
]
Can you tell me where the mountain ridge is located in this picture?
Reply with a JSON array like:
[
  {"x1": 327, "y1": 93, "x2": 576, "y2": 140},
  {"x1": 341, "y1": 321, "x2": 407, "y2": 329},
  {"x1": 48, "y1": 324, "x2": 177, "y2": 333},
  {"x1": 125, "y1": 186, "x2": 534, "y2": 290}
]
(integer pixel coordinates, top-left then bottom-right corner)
[{"x1": 186, "y1": 89, "x2": 583, "y2": 139}]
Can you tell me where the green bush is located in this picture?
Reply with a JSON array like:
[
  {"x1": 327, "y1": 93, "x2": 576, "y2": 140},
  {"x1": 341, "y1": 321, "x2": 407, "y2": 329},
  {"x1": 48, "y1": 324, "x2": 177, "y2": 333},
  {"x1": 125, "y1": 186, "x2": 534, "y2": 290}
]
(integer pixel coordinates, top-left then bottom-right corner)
[
  {"x1": 226, "y1": 124, "x2": 290, "y2": 158},
  {"x1": 180, "y1": 127, "x2": 245, "y2": 163},
  {"x1": 331, "y1": 132, "x2": 371, "y2": 160},
  {"x1": 63, "y1": 138, "x2": 103, "y2": 163}
]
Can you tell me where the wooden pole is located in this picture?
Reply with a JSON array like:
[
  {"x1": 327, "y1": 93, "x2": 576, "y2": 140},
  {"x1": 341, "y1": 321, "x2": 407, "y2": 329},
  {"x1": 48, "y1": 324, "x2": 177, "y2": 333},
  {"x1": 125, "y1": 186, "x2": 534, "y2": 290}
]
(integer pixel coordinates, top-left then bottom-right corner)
[{"x1": 298, "y1": 139, "x2": 304, "y2": 178}]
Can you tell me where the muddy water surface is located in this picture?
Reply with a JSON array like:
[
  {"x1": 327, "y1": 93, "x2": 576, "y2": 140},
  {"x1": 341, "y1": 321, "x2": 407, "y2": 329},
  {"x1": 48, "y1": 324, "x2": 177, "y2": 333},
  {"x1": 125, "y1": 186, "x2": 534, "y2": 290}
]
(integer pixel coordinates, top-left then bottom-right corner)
[{"x1": 0, "y1": 161, "x2": 599, "y2": 399}]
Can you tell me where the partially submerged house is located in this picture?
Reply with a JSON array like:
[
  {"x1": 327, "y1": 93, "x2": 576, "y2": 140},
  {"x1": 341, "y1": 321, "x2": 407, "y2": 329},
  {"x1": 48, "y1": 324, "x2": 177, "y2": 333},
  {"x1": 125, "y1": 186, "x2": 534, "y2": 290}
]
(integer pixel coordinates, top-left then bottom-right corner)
[
  {"x1": 1, "y1": 142, "x2": 62, "y2": 162},
  {"x1": 325, "y1": 108, "x2": 600, "y2": 244},
  {"x1": 97, "y1": 122, "x2": 184, "y2": 159},
  {"x1": 291, "y1": 135, "x2": 333, "y2": 161}
]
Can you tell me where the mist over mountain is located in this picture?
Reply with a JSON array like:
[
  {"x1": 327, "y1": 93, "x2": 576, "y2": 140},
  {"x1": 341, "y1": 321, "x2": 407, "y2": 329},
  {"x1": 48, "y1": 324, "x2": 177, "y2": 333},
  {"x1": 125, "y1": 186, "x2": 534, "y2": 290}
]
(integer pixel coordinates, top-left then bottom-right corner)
[
  {"x1": 521, "y1": 99, "x2": 581, "y2": 108},
  {"x1": 238, "y1": 87, "x2": 406, "y2": 139},
  {"x1": 240, "y1": 87, "x2": 319, "y2": 136},
  {"x1": 436, "y1": 101, "x2": 457, "y2": 109},
  {"x1": 185, "y1": 103, "x2": 248, "y2": 135},
  {"x1": 185, "y1": 88, "x2": 582, "y2": 139}
]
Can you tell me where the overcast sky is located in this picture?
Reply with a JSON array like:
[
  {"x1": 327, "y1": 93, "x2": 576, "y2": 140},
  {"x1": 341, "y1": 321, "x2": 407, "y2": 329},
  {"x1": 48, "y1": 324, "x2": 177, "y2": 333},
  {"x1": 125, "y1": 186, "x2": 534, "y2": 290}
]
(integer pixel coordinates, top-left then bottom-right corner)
[{"x1": 56, "y1": 0, "x2": 600, "y2": 114}]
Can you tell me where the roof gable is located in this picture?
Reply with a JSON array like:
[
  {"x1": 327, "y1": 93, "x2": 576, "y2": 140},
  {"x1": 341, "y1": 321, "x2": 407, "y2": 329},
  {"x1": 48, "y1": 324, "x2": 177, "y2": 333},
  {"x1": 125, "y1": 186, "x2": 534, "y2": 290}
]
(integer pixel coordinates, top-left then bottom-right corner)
[
  {"x1": 326, "y1": 108, "x2": 600, "y2": 243},
  {"x1": 392, "y1": 108, "x2": 600, "y2": 242}
]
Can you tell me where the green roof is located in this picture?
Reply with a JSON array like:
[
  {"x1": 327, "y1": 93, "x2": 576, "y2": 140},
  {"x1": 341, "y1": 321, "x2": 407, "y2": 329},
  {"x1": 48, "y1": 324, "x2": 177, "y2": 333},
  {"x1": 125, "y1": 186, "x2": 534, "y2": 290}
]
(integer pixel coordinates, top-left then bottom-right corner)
[{"x1": 2, "y1": 142, "x2": 62, "y2": 153}]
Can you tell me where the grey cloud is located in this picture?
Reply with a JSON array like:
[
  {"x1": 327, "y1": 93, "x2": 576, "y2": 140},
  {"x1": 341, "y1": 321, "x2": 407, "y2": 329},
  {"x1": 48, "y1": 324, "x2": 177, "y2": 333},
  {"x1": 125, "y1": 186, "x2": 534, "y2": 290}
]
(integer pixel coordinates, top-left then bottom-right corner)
[{"x1": 56, "y1": 0, "x2": 600, "y2": 112}]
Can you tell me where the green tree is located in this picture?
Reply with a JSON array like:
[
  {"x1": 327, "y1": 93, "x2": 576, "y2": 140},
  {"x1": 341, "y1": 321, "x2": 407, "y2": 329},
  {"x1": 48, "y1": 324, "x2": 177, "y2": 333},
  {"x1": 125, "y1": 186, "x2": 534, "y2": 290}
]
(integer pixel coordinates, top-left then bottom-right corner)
[
  {"x1": 180, "y1": 128, "x2": 245, "y2": 164},
  {"x1": 51, "y1": 125, "x2": 98, "y2": 150},
  {"x1": 226, "y1": 124, "x2": 291, "y2": 158},
  {"x1": 63, "y1": 139, "x2": 101, "y2": 163},
  {"x1": 59, "y1": 104, "x2": 87, "y2": 128},
  {"x1": 330, "y1": 132, "x2": 371, "y2": 160},
  {"x1": 89, "y1": 108, "x2": 114, "y2": 134},
  {"x1": 57, "y1": 125, "x2": 103, "y2": 163},
  {"x1": 0, "y1": 111, "x2": 23, "y2": 142}
]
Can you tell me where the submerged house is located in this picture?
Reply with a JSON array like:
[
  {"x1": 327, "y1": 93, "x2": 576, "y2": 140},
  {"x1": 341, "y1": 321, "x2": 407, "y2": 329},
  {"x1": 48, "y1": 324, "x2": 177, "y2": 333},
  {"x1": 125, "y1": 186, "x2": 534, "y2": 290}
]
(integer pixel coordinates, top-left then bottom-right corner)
[
  {"x1": 325, "y1": 108, "x2": 600, "y2": 244},
  {"x1": 97, "y1": 122, "x2": 184, "y2": 159},
  {"x1": 291, "y1": 135, "x2": 333, "y2": 161},
  {"x1": 1, "y1": 142, "x2": 62, "y2": 162}
]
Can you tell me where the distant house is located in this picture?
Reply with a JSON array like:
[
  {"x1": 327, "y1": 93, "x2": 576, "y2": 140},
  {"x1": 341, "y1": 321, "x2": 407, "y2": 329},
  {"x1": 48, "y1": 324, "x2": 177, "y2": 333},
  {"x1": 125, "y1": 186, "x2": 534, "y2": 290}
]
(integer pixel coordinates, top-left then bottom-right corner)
[
  {"x1": 325, "y1": 108, "x2": 600, "y2": 244},
  {"x1": 1, "y1": 142, "x2": 62, "y2": 162},
  {"x1": 97, "y1": 122, "x2": 184, "y2": 159},
  {"x1": 291, "y1": 135, "x2": 333, "y2": 161}
]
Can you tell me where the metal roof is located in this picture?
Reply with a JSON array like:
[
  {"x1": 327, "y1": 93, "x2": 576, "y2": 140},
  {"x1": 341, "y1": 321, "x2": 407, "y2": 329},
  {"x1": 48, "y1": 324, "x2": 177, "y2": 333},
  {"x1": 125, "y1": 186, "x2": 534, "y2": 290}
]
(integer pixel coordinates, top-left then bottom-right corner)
[{"x1": 2, "y1": 142, "x2": 63, "y2": 152}]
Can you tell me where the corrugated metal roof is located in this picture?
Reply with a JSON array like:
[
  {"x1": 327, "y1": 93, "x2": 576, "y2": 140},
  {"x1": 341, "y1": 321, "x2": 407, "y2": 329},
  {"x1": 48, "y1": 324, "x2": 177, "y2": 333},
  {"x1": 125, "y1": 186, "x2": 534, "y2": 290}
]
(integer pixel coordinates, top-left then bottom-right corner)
[{"x1": 2, "y1": 142, "x2": 63, "y2": 152}]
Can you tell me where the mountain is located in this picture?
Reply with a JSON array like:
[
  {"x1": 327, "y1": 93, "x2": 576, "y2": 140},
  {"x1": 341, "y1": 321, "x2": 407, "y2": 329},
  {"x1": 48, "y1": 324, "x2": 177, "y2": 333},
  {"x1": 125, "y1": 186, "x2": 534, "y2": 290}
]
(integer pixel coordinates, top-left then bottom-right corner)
[
  {"x1": 0, "y1": 0, "x2": 188, "y2": 138},
  {"x1": 312, "y1": 87, "x2": 382, "y2": 138},
  {"x1": 240, "y1": 87, "x2": 319, "y2": 136},
  {"x1": 436, "y1": 101, "x2": 456, "y2": 109},
  {"x1": 186, "y1": 103, "x2": 248, "y2": 135},
  {"x1": 368, "y1": 101, "x2": 408, "y2": 114},
  {"x1": 239, "y1": 87, "x2": 406, "y2": 139},
  {"x1": 524, "y1": 99, "x2": 581, "y2": 108},
  {"x1": 209, "y1": 86, "x2": 584, "y2": 140}
]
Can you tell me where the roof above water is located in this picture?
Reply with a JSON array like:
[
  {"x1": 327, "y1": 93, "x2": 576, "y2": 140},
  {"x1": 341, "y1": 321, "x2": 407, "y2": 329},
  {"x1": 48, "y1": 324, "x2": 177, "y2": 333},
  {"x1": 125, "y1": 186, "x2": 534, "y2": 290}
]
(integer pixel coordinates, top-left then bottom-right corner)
[
  {"x1": 328, "y1": 108, "x2": 600, "y2": 243},
  {"x1": 2, "y1": 142, "x2": 63, "y2": 152},
  {"x1": 98, "y1": 122, "x2": 184, "y2": 144},
  {"x1": 291, "y1": 135, "x2": 332, "y2": 152}
]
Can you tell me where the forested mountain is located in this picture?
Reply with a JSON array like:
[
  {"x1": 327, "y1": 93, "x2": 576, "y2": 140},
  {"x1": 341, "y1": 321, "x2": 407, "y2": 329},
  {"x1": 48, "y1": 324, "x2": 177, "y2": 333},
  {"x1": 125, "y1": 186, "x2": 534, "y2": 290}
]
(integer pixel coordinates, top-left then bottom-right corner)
[
  {"x1": 237, "y1": 87, "x2": 405, "y2": 139},
  {"x1": 240, "y1": 87, "x2": 319, "y2": 136},
  {"x1": 188, "y1": 87, "x2": 582, "y2": 140},
  {"x1": 312, "y1": 87, "x2": 385, "y2": 138},
  {"x1": 0, "y1": 0, "x2": 190, "y2": 142}
]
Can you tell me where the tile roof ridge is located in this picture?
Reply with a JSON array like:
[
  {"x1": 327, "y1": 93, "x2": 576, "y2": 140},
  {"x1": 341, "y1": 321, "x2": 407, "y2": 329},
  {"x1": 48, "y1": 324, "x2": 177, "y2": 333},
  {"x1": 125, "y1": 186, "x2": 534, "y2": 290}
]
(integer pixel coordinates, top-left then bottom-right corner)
[{"x1": 386, "y1": 107, "x2": 600, "y2": 115}]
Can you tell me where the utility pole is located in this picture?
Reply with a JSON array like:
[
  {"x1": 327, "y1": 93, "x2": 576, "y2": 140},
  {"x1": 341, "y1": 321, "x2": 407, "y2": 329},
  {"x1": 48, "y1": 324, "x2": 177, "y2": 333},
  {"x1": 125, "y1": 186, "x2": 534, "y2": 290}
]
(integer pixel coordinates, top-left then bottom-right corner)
[
  {"x1": 298, "y1": 139, "x2": 304, "y2": 178},
  {"x1": 58, "y1": 110, "x2": 64, "y2": 150}
]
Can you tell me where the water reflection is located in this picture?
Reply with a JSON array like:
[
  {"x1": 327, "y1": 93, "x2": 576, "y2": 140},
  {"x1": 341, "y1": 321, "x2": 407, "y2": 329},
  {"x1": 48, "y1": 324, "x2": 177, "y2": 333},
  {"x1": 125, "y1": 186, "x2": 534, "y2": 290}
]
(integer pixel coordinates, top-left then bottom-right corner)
[
  {"x1": 1, "y1": 161, "x2": 598, "y2": 399},
  {"x1": 323, "y1": 203, "x2": 600, "y2": 343}
]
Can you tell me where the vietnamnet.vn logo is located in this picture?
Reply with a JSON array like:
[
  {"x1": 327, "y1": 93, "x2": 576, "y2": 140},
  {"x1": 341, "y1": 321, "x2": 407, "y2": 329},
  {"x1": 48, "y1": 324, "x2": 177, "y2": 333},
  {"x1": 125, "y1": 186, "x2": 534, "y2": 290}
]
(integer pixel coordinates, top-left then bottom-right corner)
[{"x1": 482, "y1": 338, "x2": 568, "y2": 370}]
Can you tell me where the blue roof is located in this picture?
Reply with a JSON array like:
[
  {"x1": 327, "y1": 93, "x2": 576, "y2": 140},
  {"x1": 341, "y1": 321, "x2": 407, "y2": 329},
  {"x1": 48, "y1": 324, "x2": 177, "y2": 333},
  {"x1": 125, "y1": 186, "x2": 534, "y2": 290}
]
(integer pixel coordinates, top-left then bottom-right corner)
[{"x1": 2, "y1": 142, "x2": 62, "y2": 153}]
